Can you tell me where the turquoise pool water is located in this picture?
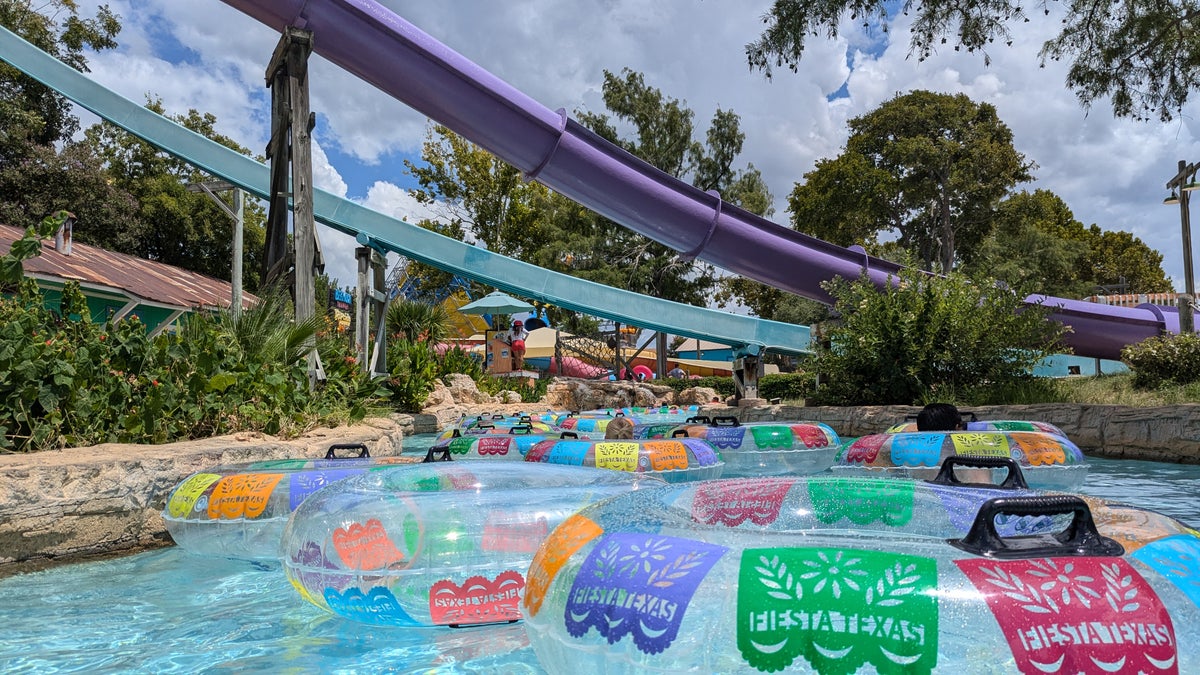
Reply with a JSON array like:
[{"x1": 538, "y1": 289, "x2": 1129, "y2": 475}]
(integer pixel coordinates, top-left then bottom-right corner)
[{"x1": 1, "y1": 435, "x2": 1198, "y2": 673}]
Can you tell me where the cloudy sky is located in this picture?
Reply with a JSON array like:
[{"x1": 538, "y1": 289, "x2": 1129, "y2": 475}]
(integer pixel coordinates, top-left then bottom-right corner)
[{"x1": 67, "y1": 0, "x2": 1200, "y2": 297}]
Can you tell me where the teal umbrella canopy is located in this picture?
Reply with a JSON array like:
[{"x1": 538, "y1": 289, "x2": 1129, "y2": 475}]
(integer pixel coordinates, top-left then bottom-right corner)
[{"x1": 458, "y1": 290, "x2": 535, "y2": 315}]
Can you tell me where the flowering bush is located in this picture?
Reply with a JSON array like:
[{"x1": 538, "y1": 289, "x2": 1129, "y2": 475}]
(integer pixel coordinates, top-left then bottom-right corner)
[{"x1": 1122, "y1": 332, "x2": 1200, "y2": 388}]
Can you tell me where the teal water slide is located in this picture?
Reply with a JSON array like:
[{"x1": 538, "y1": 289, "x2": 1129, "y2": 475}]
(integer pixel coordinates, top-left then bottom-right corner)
[{"x1": 0, "y1": 26, "x2": 810, "y2": 357}]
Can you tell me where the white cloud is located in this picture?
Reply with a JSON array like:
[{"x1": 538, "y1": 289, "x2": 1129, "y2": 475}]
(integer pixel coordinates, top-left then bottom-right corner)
[{"x1": 66, "y1": 0, "x2": 1200, "y2": 295}]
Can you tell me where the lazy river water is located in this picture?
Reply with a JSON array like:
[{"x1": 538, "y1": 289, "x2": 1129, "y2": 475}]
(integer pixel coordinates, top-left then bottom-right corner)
[{"x1": 1, "y1": 435, "x2": 1198, "y2": 673}]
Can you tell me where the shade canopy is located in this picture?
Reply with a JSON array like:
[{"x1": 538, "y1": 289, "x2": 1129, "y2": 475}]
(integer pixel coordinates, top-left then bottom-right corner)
[{"x1": 457, "y1": 290, "x2": 534, "y2": 316}]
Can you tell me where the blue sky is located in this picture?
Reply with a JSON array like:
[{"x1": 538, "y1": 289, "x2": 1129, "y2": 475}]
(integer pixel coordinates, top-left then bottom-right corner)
[{"x1": 69, "y1": 0, "x2": 1200, "y2": 296}]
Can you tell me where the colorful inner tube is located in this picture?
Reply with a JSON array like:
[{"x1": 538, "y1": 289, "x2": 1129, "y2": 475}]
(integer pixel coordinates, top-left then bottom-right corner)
[
  {"x1": 668, "y1": 417, "x2": 842, "y2": 477},
  {"x1": 887, "y1": 419, "x2": 1069, "y2": 437},
  {"x1": 436, "y1": 416, "x2": 556, "y2": 442},
  {"x1": 279, "y1": 462, "x2": 660, "y2": 627},
  {"x1": 162, "y1": 445, "x2": 407, "y2": 561},
  {"x1": 834, "y1": 430, "x2": 1089, "y2": 491},
  {"x1": 524, "y1": 437, "x2": 724, "y2": 483},
  {"x1": 522, "y1": 472, "x2": 1200, "y2": 673}
]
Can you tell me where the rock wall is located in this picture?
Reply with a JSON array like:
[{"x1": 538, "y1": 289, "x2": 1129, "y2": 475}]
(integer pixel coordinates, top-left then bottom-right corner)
[{"x1": 0, "y1": 416, "x2": 421, "y2": 575}]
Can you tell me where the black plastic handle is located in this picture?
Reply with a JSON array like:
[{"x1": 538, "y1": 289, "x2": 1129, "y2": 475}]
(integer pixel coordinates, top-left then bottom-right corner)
[
  {"x1": 711, "y1": 416, "x2": 740, "y2": 427},
  {"x1": 928, "y1": 456, "x2": 1029, "y2": 490},
  {"x1": 949, "y1": 495, "x2": 1125, "y2": 559},
  {"x1": 558, "y1": 431, "x2": 579, "y2": 439},
  {"x1": 325, "y1": 443, "x2": 370, "y2": 459},
  {"x1": 671, "y1": 429, "x2": 691, "y2": 438},
  {"x1": 423, "y1": 446, "x2": 453, "y2": 462},
  {"x1": 519, "y1": 415, "x2": 533, "y2": 424},
  {"x1": 509, "y1": 424, "x2": 533, "y2": 435},
  {"x1": 685, "y1": 415, "x2": 710, "y2": 424},
  {"x1": 491, "y1": 414, "x2": 505, "y2": 420},
  {"x1": 614, "y1": 411, "x2": 625, "y2": 417},
  {"x1": 476, "y1": 423, "x2": 496, "y2": 430}
]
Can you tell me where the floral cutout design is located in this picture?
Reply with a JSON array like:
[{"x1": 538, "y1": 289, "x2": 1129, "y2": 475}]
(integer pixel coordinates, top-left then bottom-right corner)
[
  {"x1": 808, "y1": 478, "x2": 915, "y2": 528},
  {"x1": 288, "y1": 469, "x2": 363, "y2": 510},
  {"x1": 323, "y1": 585, "x2": 419, "y2": 626},
  {"x1": 429, "y1": 570, "x2": 524, "y2": 625},
  {"x1": 705, "y1": 426, "x2": 747, "y2": 449},
  {"x1": 889, "y1": 433, "x2": 948, "y2": 467},
  {"x1": 748, "y1": 426, "x2": 795, "y2": 450},
  {"x1": 691, "y1": 478, "x2": 795, "y2": 527},
  {"x1": 206, "y1": 473, "x2": 284, "y2": 519},
  {"x1": 842, "y1": 435, "x2": 886, "y2": 464},
  {"x1": 564, "y1": 533, "x2": 727, "y2": 654},
  {"x1": 957, "y1": 557, "x2": 1177, "y2": 674},
  {"x1": 737, "y1": 546, "x2": 938, "y2": 673}
]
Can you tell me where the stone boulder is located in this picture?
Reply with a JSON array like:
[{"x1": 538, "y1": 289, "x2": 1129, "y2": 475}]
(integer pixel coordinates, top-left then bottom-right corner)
[
  {"x1": 677, "y1": 386, "x2": 719, "y2": 405},
  {"x1": 443, "y1": 373, "x2": 498, "y2": 405}
]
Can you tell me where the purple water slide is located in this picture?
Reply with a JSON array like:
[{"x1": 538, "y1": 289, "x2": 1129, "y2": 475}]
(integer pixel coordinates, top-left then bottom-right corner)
[{"x1": 219, "y1": 0, "x2": 1172, "y2": 360}]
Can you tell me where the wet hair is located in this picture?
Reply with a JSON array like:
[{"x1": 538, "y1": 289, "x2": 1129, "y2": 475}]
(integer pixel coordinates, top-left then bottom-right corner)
[
  {"x1": 916, "y1": 403, "x2": 962, "y2": 431},
  {"x1": 604, "y1": 416, "x2": 635, "y2": 439}
]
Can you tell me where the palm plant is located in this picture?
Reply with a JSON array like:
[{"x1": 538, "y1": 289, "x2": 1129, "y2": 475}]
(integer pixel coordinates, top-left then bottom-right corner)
[
  {"x1": 201, "y1": 282, "x2": 324, "y2": 366},
  {"x1": 385, "y1": 299, "x2": 451, "y2": 344}
]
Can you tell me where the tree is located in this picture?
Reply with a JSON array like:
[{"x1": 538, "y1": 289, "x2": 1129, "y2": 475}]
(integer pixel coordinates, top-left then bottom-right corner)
[
  {"x1": 788, "y1": 90, "x2": 1032, "y2": 272},
  {"x1": 569, "y1": 68, "x2": 773, "y2": 305},
  {"x1": 0, "y1": 0, "x2": 119, "y2": 160},
  {"x1": 1080, "y1": 226, "x2": 1172, "y2": 294},
  {"x1": 962, "y1": 189, "x2": 1093, "y2": 297},
  {"x1": 745, "y1": 0, "x2": 1200, "y2": 121},
  {"x1": 811, "y1": 267, "x2": 1066, "y2": 406},
  {"x1": 81, "y1": 101, "x2": 268, "y2": 289}
]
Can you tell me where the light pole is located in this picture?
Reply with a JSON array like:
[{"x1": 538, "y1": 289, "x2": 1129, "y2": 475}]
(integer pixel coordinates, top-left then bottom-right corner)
[{"x1": 1165, "y1": 159, "x2": 1199, "y2": 333}]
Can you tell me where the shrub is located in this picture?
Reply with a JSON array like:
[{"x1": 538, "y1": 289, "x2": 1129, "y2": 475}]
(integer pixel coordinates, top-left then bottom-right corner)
[
  {"x1": 810, "y1": 268, "x2": 1066, "y2": 406},
  {"x1": 436, "y1": 346, "x2": 483, "y2": 380},
  {"x1": 378, "y1": 338, "x2": 438, "y2": 412},
  {"x1": 759, "y1": 372, "x2": 815, "y2": 402},
  {"x1": 477, "y1": 373, "x2": 549, "y2": 403},
  {"x1": 0, "y1": 279, "x2": 375, "y2": 451},
  {"x1": 1121, "y1": 332, "x2": 1200, "y2": 388}
]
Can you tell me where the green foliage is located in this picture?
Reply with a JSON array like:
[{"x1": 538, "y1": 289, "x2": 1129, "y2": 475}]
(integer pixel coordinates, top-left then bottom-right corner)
[
  {"x1": 760, "y1": 372, "x2": 816, "y2": 402},
  {"x1": 386, "y1": 299, "x2": 450, "y2": 344},
  {"x1": 791, "y1": 90, "x2": 1032, "y2": 273},
  {"x1": 436, "y1": 346, "x2": 483, "y2": 380},
  {"x1": 811, "y1": 268, "x2": 1067, "y2": 405},
  {"x1": 477, "y1": 374, "x2": 550, "y2": 403},
  {"x1": 745, "y1": 0, "x2": 1198, "y2": 121},
  {"x1": 0, "y1": 0, "x2": 120, "y2": 158},
  {"x1": 0, "y1": 280, "x2": 374, "y2": 452},
  {"x1": 1121, "y1": 333, "x2": 1200, "y2": 388},
  {"x1": 78, "y1": 99, "x2": 268, "y2": 289},
  {"x1": 378, "y1": 339, "x2": 438, "y2": 412},
  {"x1": 0, "y1": 209, "x2": 67, "y2": 287}
]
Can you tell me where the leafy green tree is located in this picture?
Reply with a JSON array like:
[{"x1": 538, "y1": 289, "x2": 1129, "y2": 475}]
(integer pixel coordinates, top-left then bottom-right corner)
[
  {"x1": 745, "y1": 0, "x2": 1200, "y2": 121},
  {"x1": 811, "y1": 267, "x2": 1066, "y2": 405},
  {"x1": 788, "y1": 90, "x2": 1032, "y2": 272},
  {"x1": 963, "y1": 189, "x2": 1092, "y2": 297},
  {"x1": 0, "y1": 139, "x2": 140, "y2": 235},
  {"x1": 81, "y1": 101, "x2": 268, "y2": 289},
  {"x1": 1080, "y1": 226, "x2": 1172, "y2": 294},
  {"x1": 0, "y1": 0, "x2": 119, "y2": 160}
]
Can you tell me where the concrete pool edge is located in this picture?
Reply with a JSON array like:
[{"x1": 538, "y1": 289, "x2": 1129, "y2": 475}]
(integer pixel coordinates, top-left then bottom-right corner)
[{"x1": 0, "y1": 413, "x2": 438, "y2": 577}]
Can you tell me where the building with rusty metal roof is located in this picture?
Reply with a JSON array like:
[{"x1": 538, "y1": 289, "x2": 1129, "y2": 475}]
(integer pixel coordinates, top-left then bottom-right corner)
[{"x1": 0, "y1": 223, "x2": 253, "y2": 336}]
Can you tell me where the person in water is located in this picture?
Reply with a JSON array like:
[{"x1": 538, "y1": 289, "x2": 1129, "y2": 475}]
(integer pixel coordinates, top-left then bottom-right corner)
[
  {"x1": 604, "y1": 416, "x2": 635, "y2": 439},
  {"x1": 916, "y1": 402, "x2": 963, "y2": 431}
]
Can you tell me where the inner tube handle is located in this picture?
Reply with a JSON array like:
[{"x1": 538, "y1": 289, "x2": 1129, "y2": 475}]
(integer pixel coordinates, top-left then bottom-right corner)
[
  {"x1": 949, "y1": 495, "x2": 1124, "y2": 559},
  {"x1": 325, "y1": 443, "x2": 370, "y2": 459}
]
